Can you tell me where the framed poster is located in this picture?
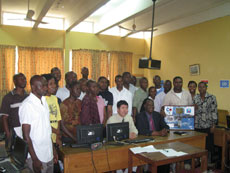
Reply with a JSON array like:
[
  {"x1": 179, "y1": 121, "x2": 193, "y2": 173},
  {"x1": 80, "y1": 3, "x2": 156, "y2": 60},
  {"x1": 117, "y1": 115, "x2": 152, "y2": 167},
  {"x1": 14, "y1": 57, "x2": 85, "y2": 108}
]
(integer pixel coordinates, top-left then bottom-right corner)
[{"x1": 189, "y1": 64, "x2": 200, "y2": 75}]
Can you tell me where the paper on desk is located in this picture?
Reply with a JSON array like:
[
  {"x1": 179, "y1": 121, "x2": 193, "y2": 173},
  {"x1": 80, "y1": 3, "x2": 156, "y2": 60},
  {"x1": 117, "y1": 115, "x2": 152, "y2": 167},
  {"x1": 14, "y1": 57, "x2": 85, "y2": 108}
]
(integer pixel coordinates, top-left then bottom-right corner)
[
  {"x1": 160, "y1": 149, "x2": 187, "y2": 157},
  {"x1": 130, "y1": 145, "x2": 159, "y2": 154}
]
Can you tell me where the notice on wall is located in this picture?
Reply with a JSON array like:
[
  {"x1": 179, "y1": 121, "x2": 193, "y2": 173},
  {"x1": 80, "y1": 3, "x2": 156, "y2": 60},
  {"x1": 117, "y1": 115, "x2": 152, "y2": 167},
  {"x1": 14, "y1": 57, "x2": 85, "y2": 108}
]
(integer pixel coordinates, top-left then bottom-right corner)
[{"x1": 220, "y1": 80, "x2": 229, "y2": 88}]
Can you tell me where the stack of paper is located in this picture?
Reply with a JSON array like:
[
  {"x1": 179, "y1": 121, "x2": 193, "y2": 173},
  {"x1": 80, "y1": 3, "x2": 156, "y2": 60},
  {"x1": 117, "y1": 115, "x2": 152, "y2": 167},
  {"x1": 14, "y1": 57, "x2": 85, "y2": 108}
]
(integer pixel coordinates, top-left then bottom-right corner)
[{"x1": 130, "y1": 145, "x2": 187, "y2": 157}]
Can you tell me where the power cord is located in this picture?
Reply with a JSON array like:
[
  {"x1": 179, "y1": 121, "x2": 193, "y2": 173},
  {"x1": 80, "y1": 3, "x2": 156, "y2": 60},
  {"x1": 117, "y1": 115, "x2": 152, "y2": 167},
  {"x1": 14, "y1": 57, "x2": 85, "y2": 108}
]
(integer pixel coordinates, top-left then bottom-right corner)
[{"x1": 90, "y1": 148, "x2": 97, "y2": 173}]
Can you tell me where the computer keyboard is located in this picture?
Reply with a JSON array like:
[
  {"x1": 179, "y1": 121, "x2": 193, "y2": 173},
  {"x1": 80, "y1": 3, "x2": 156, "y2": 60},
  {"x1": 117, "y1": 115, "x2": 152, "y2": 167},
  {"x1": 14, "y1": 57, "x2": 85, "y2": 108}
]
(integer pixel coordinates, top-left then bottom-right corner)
[
  {"x1": 70, "y1": 143, "x2": 89, "y2": 148},
  {"x1": 124, "y1": 137, "x2": 154, "y2": 144},
  {"x1": 0, "y1": 161, "x2": 18, "y2": 172}
]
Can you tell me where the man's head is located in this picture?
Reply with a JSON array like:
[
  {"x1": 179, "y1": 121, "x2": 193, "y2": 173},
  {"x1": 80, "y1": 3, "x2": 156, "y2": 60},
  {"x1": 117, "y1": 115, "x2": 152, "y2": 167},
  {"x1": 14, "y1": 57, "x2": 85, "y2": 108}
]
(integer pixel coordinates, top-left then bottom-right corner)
[
  {"x1": 70, "y1": 81, "x2": 81, "y2": 99},
  {"x1": 81, "y1": 67, "x2": 89, "y2": 79},
  {"x1": 173, "y1": 76, "x2": 183, "y2": 92},
  {"x1": 117, "y1": 100, "x2": 129, "y2": 117},
  {"x1": 65, "y1": 71, "x2": 77, "y2": 87},
  {"x1": 30, "y1": 75, "x2": 47, "y2": 98},
  {"x1": 153, "y1": 75, "x2": 161, "y2": 88},
  {"x1": 42, "y1": 74, "x2": 56, "y2": 95},
  {"x1": 79, "y1": 78, "x2": 88, "y2": 93},
  {"x1": 144, "y1": 99, "x2": 154, "y2": 114},
  {"x1": 131, "y1": 76, "x2": 137, "y2": 86},
  {"x1": 87, "y1": 80, "x2": 98, "y2": 96},
  {"x1": 122, "y1": 72, "x2": 131, "y2": 85},
  {"x1": 198, "y1": 81, "x2": 207, "y2": 95},
  {"x1": 98, "y1": 76, "x2": 109, "y2": 91},
  {"x1": 188, "y1": 81, "x2": 197, "y2": 94},
  {"x1": 164, "y1": 80, "x2": 172, "y2": 93},
  {"x1": 148, "y1": 86, "x2": 156, "y2": 99},
  {"x1": 13, "y1": 73, "x2": 27, "y2": 89},
  {"x1": 115, "y1": 75, "x2": 123, "y2": 89},
  {"x1": 51, "y1": 67, "x2": 61, "y2": 82},
  {"x1": 139, "y1": 77, "x2": 148, "y2": 91}
]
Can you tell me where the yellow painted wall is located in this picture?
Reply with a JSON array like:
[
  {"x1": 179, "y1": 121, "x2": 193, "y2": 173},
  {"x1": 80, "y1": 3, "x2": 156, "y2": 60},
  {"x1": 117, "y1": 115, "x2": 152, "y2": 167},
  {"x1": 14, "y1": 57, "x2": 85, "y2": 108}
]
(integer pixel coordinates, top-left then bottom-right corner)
[{"x1": 145, "y1": 16, "x2": 230, "y2": 110}]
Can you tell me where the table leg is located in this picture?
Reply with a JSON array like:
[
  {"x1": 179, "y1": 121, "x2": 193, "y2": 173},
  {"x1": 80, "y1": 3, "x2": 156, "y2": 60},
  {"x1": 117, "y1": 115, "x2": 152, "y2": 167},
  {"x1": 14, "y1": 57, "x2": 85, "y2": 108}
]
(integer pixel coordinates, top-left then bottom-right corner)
[
  {"x1": 128, "y1": 150, "x2": 133, "y2": 173},
  {"x1": 191, "y1": 158, "x2": 195, "y2": 173},
  {"x1": 150, "y1": 164, "x2": 157, "y2": 173},
  {"x1": 201, "y1": 153, "x2": 208, "y2": 172}
]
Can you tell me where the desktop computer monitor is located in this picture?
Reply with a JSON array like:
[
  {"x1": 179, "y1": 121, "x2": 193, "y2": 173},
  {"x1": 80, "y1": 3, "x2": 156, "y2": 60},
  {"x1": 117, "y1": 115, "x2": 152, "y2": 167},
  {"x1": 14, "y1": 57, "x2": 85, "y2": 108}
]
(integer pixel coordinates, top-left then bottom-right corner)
[
  {"x1": 76, "y1": 124, "x2": 104, "y2": 144},
  {"x1": 106, "y1": 122, "x2": 129, "y2": 142},
  {"x1": 164, "y1": 106, "x2": 195, "y2": 130}
]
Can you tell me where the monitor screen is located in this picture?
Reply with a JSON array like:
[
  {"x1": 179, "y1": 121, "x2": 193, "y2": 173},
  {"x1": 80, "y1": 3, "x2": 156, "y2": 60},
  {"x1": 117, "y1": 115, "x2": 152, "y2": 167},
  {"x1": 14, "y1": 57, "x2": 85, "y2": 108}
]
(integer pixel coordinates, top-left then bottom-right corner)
[
  {"x1": 106, "y1": 122, "x2": 129, "y2": 142},
  {"x1": 76, "y1": 124, "x2": 104, "y2": 144},
  {"x1": 12, "y1": 136, "x2": 28, "y2": 167},
  {"x1": 164, "y1": 106, "x2": 195, "y2": 130},
  {"x1": 139, "y1": 59, "x2": 149, "y2": 68}
]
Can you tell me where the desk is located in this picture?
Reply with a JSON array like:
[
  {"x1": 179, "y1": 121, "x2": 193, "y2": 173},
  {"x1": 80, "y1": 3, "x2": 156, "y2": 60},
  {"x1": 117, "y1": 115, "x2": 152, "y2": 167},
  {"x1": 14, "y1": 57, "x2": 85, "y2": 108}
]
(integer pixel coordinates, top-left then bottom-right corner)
[
  {"x1": 60, "y1": 131, "x2": 207, "y2": 173},
  {"x1": 213, "y1": 127, "x2": 230, "y2": 171},
  {"x1": 128, "y1": 142, "x2": 208, "y2": 173}
]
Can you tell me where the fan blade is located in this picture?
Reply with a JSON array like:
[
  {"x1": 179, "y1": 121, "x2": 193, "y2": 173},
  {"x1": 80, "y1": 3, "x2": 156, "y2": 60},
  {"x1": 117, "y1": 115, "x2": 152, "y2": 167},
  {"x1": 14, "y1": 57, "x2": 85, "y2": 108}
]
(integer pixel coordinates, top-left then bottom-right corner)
[
  {"x1": 118, "y1": 25, "x2": 133, "y2": 32},
  {"x1": 25, "y1": 18, "x2": 48, "y2": 24},
  {"x1": 141, "y1": 28, "x2": 158, "y2": 32},
  {"x1": 26, "y1": 10, "x2": 35, "y2": 19}
]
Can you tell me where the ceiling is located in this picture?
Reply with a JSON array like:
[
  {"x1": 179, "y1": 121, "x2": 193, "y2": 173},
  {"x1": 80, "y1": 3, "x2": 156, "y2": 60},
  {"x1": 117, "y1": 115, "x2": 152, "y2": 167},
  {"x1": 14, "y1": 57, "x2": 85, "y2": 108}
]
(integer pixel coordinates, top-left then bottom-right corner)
[{"x1": 1, "y1": 0, "x2": 230, "y2": 37}]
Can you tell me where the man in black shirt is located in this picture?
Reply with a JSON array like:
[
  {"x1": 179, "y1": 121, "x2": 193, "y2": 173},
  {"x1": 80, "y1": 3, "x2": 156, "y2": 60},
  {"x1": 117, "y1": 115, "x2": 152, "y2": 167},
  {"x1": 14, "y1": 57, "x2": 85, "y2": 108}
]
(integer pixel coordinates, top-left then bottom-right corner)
[
  {"x1": 0, "y1": 73, "x2": 28, "y2": 149},
  {"x1": 97, "y1": 76, "x2": 113, "y2": 119}
]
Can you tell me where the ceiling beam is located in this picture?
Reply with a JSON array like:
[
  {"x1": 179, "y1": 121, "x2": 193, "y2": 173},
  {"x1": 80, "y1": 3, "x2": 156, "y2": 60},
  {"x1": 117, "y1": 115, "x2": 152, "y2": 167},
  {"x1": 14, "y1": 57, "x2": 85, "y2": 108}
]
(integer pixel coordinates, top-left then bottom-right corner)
[
  {"x1": 33, "y1": 0, "x2": 56, "y2": 29},
  {"x1": 0, "y1": 0, "x2": 2, "y2": 25},
  {"x1": 66, "y1": 0, "x2": 108, "y2": 32}
]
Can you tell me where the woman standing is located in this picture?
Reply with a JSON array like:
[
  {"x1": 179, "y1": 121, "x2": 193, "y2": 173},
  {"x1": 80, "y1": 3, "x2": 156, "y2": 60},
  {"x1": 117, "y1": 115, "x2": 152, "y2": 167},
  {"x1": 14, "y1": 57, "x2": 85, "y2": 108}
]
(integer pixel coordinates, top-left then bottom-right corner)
[{"x1": 193, "y1": 81, "x2": 218, "y2": 163}]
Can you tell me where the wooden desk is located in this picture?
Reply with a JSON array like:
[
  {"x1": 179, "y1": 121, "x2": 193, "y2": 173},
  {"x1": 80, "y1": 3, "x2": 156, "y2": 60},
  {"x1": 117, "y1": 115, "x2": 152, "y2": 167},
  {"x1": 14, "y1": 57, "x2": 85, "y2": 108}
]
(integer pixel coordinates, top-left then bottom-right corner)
[
  {"x1": 60, "y1": 131, "x2": 207, "y2": 173},
  {"x1": 128, "y1": 142, "x2": 208, "y2": 173},
  {"x1": 214, "y1": 127, "x2": 230, "y2": 171}
]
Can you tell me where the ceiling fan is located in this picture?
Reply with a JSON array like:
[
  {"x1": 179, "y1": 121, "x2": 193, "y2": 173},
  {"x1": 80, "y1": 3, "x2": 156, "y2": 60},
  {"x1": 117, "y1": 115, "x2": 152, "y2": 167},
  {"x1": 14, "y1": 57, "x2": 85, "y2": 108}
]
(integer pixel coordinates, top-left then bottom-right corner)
[
  {"x1": 118, "y1": 18, "x2": 157, "y2": 33},
  {"x1": 9, "y1": 0, "x2": 48, "y2": 24}
]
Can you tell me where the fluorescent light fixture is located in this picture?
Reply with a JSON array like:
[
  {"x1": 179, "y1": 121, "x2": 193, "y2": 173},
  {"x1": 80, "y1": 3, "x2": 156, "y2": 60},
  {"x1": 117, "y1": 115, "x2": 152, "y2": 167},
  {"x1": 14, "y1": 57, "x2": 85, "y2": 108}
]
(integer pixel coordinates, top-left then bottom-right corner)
[{"x1": 71, "y1": 21, "x2": 94, "y2": 33}]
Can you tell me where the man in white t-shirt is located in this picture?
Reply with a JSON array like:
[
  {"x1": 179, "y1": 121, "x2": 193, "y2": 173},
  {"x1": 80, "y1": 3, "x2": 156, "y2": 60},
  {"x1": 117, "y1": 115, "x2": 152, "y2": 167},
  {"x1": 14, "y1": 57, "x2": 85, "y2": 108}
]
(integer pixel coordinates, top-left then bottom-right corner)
[
  {"x1": 109, "y1": 75, "x2": 133, "y2": 116},
  {"x1": 18, "y1": 75, "x2": 57, "y2": 173},
  {"x1": 122, "y1": 72, "x2": 137, "y2": 97},
  {"x1": 163, "y1": 76, "x2": 192, "y2": 106},
  {"x1": 153, "y1": 75, "x2": 164, "y2": 95},
  {"x1": 56, "y1": 71, "x2": 77, "y2": 101}
]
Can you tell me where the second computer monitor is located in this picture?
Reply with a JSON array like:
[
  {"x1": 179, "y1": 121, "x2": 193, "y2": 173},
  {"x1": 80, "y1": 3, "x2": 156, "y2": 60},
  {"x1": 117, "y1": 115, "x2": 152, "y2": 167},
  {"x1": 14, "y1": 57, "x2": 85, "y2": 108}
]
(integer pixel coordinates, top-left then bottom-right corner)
[
  {"x1": 106, "y1": 122, "x2": 129, "y2": 142},
  {"x1": 76, "y1": 124, "x2": 104, "y2": 144}
]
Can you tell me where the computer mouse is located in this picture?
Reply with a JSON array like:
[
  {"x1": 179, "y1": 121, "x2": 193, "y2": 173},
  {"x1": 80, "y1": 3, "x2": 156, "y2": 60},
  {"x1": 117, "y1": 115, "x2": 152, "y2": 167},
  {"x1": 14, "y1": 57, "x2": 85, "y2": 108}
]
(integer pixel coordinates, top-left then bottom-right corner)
[{"x1": 0, "y1": 166, "x2": 6, "y2": 173}]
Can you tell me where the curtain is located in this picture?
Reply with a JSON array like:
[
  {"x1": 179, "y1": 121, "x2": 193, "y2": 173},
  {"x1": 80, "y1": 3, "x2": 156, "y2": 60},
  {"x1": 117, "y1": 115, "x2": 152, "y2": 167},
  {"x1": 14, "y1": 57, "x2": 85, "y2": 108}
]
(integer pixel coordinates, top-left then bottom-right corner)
[
  {"x1": 72, "y1": 49, "x2": 109, "y2": 81},
  {"x1": 18, "y1": 47, "x2": 64, "y2": 90},
  {"x1": 109, "y1": 51, "x2": 133, "y2": 87},
  {"x1": 0, "y1": 45, "x2": 16, "y2": 105},
  {"x1": 72, "y1": 49, "x2": 132, "y2": 87}
]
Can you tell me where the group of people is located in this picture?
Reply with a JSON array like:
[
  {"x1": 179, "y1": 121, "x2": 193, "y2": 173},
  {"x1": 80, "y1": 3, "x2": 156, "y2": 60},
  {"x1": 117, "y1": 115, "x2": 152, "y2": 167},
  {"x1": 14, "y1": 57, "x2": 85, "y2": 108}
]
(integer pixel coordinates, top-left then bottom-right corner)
[{"x1": 0, "y1": 66, "x2": 218, "y2": 172}]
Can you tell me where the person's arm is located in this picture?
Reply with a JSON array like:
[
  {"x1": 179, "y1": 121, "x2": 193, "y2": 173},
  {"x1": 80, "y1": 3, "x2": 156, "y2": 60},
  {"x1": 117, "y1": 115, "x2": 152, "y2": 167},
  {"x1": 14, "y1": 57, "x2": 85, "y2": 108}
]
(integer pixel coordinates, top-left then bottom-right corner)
[
  {"x1": 129, "y1": 116, "x2": 138, "y2": 139},
  {"x1": 210, "y1": 96, "x2": 218, "y2": 133},
  {"x1": 102, "y1": 107, "x2": 107, "y2": 126},
  {"x1": 22, "y1": 124, "x2": 42, "y2": 173},
  {"x1": 60, "y1": 120, "x2": 77, "y2": 142},
  {"x1": 107, "y1": 105, "x2": 113, "y2": 118},
  {"x1": 132, "y1": 107, "x2": 137, "y2": 123},
  {"x1": 2, "y1": 115, "x2": 10, "y2": 139}
]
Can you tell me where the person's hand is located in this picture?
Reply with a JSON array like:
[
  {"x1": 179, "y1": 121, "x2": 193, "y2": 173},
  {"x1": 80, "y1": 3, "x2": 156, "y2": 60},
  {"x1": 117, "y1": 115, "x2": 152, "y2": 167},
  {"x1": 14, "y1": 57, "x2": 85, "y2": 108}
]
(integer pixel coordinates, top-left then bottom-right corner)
[
  {"x1": 194, "y1": 104, "x2": 198, "y2": 111},
  {"x1": 32, "y1": 158, "x2": 42, "y2": 173},
  {"x1": 210, "y1": 125, "x2": 215, "y2": 133},
  {"x1": 151, "y1": 131, "x2": 161, "y2": 136},
  {"x1": 129, "y1": 132, "x2": 137, "y2": 139},
  {"x1": 160, "y1": 129, "x2": 168, "y2": 136},
  {"x1": 56, "y1": 136, "x2": 62, "y2": 147},
  {"x1": 160, "y1": 106, "x2": 166, "y2": 117},
  {"x1": 53, "y1": 147, "x2": 58, "y2": 164}
]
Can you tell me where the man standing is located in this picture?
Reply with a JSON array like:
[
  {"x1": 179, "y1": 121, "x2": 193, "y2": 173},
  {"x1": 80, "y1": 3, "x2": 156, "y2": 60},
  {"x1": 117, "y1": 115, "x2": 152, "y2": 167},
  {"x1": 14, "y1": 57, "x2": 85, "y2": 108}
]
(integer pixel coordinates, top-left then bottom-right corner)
[
  {"x1": 107, "y1": 100, "x2": 138, "y2": 139},
  {"x1": 80, "y1": 67, "x2": 89, "y2": 80},
  {"x1": 153, "y1": 75, "x2": 164, "y2": 95},
  {"x1": 154, "y1": 80, "x2": 172, "y2": 112},
  {"x1": 163, "y1": 76, "x2": 193, "y2": 106},
  {"x1": 56, "y1": 71, "x2": 77, "y2": 101},
  {"x1": 109, "y1": 75, "x2": 132, "y2": 116},
  {"x1": 19, "y1": 75, "x2": 57, "y2": 173},
  {"x1": 0, "y1": 73, "x2": 28, "y2": 149},
  {"x1": 51, "y1": 67, "x2": 61, "y2": 88},
  {"x1": 122, "y1": 72, "x2": 137, "y2": 97},
  {"x1": 132, "y1": 77, "x2": 148, "y2": 121}
]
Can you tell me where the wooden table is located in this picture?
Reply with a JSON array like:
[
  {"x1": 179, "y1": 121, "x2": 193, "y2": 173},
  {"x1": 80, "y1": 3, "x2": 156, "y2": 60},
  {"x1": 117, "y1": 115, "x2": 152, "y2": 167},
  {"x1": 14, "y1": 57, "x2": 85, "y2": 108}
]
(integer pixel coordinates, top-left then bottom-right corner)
[
  {"x1": 59, "y1": 131, "x2": 207, "y2": 173},
  {"x1": 214, "y1": 127, "x2": 230, "y2": 171},
  {"x1": 128, "y1": 141, "x2": 208, "y2": 173}
]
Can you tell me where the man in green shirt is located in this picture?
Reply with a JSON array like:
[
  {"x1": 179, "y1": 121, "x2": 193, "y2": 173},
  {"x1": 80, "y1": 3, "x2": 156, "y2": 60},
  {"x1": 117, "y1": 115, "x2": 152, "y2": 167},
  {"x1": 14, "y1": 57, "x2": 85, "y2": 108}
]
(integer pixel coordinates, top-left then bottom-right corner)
[{"x1": 132, "y1": 77, "x2": 148, "y2": 122}]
